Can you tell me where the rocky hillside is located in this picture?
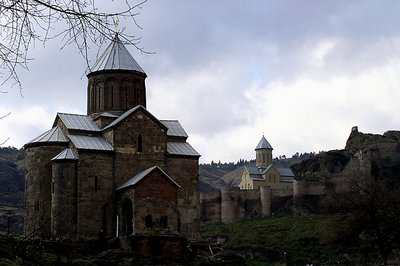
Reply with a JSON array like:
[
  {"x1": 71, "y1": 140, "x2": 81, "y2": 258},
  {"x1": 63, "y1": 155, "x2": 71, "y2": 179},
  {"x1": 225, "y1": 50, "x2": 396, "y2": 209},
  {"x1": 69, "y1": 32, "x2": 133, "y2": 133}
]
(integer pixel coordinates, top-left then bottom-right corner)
[
  {"x1": 292, "y1": 126, "x2": 400, "y2": 182},
  {"x1": 0, "y1": 147, "x2": 24, "y2": 235}
]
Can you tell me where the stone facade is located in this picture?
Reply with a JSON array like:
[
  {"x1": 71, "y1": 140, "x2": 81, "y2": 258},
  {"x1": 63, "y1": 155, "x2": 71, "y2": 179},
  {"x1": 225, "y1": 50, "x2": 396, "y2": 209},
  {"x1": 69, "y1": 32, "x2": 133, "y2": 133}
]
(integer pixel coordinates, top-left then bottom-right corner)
[{"x1": 24, "y1": 35, "x2": 200, "y2": 242}]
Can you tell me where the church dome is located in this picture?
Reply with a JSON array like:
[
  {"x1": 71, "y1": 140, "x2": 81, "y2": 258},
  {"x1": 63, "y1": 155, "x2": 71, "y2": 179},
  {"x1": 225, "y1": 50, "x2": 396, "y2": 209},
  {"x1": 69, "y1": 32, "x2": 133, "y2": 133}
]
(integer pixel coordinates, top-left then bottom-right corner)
[
  {"x1": 255, "y1": 135, "x2": 273, "y2": 150},
  {"x1": 88, "y1": 34, "x2": 146, "y2": 76}
]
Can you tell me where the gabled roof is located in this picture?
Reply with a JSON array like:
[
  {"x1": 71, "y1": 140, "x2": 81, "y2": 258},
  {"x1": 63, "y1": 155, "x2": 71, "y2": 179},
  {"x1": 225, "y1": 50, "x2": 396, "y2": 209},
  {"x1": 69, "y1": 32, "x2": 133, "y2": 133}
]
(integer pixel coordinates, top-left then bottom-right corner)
[
  {"x1": 167, "y1": 142, "x2": 200, "y2": 157},
  {"x1": 160, "y1": 120, "x2": 188, "y2": 138},
  {"x1": 69, "y1": 135, "x2": 113, "y2": 151},
  {"x1": 25, "y1": 127, "x2": 68, "y2": 146},
  {"x1": 277, "y1": 167, "x2": 295, "y2": 177},
  {"x1": 89, "y1": 34, "x2": 146, "y2": 75},
  {"x1": 51, "y1": 148, "x2": 79, "y2": 161},
  {"x1": 259, "y1": 164, "x2": 274, "y2": 174},
  {"x1": 94, "y1": 112, "x2": 119, "y2": 119},
  {"x1": 244, "y1": 165, "x2": 264, "y2": 180},
  {"x1": 255, "y1": 135, "x2": 273, "y2": 150},
  {"x1": 55, "y1": 113, "x2": 101, "y2": 132},
  {"x1": 102, "y1": 105, "x2": 167, "y2": 132},
  {"x1": 117, "y1": 166, "x2": 180, "y2": 191}
]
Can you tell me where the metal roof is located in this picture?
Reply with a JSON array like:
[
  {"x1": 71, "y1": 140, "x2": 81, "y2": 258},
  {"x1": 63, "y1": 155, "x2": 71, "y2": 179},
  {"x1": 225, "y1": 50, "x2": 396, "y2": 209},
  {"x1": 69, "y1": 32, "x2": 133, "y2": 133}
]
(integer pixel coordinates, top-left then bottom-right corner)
[
  {"x1": 277, "y1": 167, "x2": 295, "y2": 177},
  {"x1": 57, "y1": 113, "x2": 101, "y2": 132},
  {"x1": 69, "y1": 135, "x2": 113, "y2": 151},
  {"x1": 255, "y1": 135, "x2": 273, "y2": 150},
  {"x1": 117, "y1": 166, "x2": 180, "y2": 191},
  {"x1": 96, "y1": 112, "x2": 119, "y2": 118},
  {"x1": 102, "y1": 105, "x2": 167, "y2": 132},
  {"x1": 167, "y1": 142, "x2": 200, "y2": 157},
  {"x1": 245, "y1": 165, "x2": 262, "y2": 175},
  {"x1": 102, "y1": 105, "x2": 141, "y2": 130},
  {"x1": 26, "y1": 127, "x2": 68, "y2": 144},
  {"x1": 90, "y1": 34, "x2": 146, "y2": 75},
  {"x1": 160, "y1": 120, "x2": 188, "y2": 138},
  {"x1": 51, "y1": 148, "x2": 78, "y2": 161}
]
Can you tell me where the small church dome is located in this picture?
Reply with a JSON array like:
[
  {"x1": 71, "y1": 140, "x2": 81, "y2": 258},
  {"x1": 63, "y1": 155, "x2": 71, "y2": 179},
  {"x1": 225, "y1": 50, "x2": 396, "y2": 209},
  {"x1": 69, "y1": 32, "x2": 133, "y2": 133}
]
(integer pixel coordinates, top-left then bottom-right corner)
[{"x1": 255, "y1": 135, "x2": 273, "y2": 150}]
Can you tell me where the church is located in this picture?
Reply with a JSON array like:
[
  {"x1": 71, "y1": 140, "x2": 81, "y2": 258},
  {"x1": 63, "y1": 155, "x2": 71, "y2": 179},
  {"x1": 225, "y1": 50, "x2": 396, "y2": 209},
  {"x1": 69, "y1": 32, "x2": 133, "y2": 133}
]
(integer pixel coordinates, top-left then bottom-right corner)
[
  {"x1": 238, "y1": 135, "x2": 294, "y2": 191},
  {"x1": 24, "y1": 34, "x2": 200, "y2": 242}
]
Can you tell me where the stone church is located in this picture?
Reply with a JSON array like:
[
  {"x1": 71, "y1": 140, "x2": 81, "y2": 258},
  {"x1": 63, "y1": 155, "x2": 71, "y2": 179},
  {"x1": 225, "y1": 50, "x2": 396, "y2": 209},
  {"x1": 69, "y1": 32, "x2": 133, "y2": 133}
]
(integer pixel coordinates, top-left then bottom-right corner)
[
  {"x1": 238, "y1": 135, "x2": 294, "y2": 191},
  {"x1": 24, "y1": 34, "x2": 200, "y2": 242}
]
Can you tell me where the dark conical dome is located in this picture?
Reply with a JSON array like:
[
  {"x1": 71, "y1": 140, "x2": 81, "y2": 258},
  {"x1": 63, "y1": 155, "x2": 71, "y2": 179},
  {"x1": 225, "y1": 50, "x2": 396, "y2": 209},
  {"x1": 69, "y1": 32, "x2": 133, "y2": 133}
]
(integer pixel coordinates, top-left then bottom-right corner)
[
  {"x1": 255, "y1": 135, "x2": 273, "y2": 150},
  {"x1": 86, "y1": 34, "x2": 147, "y2": 116},
  {"x1": 89, "y1": 34, "x2": 146, "y2": 75}
]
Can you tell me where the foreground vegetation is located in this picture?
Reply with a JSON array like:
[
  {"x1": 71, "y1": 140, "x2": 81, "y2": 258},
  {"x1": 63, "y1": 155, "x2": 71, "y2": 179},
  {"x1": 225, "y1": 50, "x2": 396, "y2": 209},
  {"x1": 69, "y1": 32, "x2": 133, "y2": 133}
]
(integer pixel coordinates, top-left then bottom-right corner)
[
  {"x1": 0, "y1": 213, "x2": 398, "y2": 265},
  {"x1": 200, "y1": 213, "x2": 388, "y2": 265}
]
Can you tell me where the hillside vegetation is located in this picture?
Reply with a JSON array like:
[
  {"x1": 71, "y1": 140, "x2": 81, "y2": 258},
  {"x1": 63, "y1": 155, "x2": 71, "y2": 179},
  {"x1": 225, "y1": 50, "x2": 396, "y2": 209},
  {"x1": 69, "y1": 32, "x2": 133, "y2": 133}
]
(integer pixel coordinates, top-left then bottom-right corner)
[{"x1": 201, "y1": 214, "x2": 382, "y2": 265}]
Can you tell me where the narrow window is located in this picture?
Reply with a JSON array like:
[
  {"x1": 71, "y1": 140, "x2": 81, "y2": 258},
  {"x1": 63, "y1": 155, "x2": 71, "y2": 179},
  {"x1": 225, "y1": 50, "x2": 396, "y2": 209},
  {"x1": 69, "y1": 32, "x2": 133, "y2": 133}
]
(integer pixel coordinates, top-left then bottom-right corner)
[
  {"x1": 97, "y1": 85, "x2": 101, "y2": 110},
  {"x1": 145, "y1": 215, "x2": 153, "y2": 228},
  {"x1": 160, "y1": 216, "x2": 168, "y2": 229},
  {"x1": 94, "y1": 176, "x2": 98, "y2": 192},
  {"x1": 111, "y1": 85, "x2": 114, "y2": 108},
  {"x1": 125, "y1": 86, "x2": 128, "y2": 108},
  {"x1": 51, "y1": 181, "x2": 54, "y2": 194},
  {"x1": 137, "y1": 134, "x2": 143, "y2": 152}
]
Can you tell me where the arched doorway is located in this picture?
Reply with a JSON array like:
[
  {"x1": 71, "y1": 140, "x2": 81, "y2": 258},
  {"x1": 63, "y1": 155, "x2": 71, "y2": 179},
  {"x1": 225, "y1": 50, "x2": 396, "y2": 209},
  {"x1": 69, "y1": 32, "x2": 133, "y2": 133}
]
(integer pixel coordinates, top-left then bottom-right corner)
[{"x1": 121, "y1": 198, "x2": 133, "y2": 236}]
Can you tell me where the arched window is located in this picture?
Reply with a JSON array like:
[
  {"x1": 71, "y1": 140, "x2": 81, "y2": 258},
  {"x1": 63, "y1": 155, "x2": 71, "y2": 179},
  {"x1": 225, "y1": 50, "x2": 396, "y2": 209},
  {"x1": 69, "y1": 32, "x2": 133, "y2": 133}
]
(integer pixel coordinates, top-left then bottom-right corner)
[
  {"x1": 160, "y1": 216, "x2": 168, "y2": 229},
  {"x1": 137, "y1": 134, "x2": 143, "y2": 152},
  {"x1": 145, "y1": 215, "x2": 153, "y2": 228},
  {"x1": 94, "y1": 176, "x2": 98, "y2": 192}
]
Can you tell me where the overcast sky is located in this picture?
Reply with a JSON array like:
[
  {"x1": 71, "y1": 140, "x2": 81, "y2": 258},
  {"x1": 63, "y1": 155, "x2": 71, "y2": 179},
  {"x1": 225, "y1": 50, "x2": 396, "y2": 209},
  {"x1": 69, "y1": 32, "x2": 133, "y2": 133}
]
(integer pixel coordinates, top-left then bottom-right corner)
[{"x1": 1, "y1": 1, "x2": 400, "y2": 163}]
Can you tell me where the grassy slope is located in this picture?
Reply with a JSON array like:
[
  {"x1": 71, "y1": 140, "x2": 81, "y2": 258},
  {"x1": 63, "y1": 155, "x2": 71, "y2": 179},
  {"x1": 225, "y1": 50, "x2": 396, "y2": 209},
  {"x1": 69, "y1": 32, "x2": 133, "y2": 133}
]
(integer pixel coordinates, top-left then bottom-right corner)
[{"x1": 200, "y1": 214, "x2": 342, "y2": 264}]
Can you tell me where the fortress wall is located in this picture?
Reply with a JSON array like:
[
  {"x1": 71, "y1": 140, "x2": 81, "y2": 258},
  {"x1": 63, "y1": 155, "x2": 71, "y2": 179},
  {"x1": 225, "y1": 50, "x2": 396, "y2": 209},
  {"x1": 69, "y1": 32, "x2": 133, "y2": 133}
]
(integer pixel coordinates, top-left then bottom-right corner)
[
  {"x1": 272, "y1": 189, "x2": 293, "y2": 197},
  {"x1": 260, "y1": 186, "x2": 271, "y2": 218},
  {"x1": 244, "y1": 189, "x2": 262, "y2": 219},
  {"x1": 200, "y1": 186, "x2": 273, "y2": 224},
  {"x1": 293, "y1": 180, "x2": 325, "y2": 198},
  {"x1": 200, "y1": 190, "x2": 221, "y2": 224},
  {"x1": 220, "y1": 188, "x2": 245, "y2": 224}
]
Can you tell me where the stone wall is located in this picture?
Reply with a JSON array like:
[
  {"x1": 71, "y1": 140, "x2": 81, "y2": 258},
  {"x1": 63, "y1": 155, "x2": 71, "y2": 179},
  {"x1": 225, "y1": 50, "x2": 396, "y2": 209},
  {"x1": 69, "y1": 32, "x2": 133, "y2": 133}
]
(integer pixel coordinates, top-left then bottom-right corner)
[
  {"x1": 51, "y1": 160, "x2": 77, "y2": 238},
  {"x1": 200, "y1": 186, "x2": 271, "y2": 224},
  {"x1": 109, "y1": 109, "x2": 167, "y2": 187},
  {"x1": 166, "y1": 156, "x2": 199, "y2": 239},
  {"x1": 76, "y1": 151, "x2": 114, "y2": 239},
  {"x1": 24, "y1": 144, "x2": 67, "y2": 238},
  {"x1": 117, "y1": 169, "x2": 179, "y2": 237}
]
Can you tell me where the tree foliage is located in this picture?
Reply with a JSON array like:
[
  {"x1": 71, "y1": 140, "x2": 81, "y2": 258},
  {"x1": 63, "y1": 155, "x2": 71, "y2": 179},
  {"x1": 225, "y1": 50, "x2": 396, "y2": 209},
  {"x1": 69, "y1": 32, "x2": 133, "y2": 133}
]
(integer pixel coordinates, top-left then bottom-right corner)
[{"x1": 0, "y1": 0, "x2": 147, "y2": 88}]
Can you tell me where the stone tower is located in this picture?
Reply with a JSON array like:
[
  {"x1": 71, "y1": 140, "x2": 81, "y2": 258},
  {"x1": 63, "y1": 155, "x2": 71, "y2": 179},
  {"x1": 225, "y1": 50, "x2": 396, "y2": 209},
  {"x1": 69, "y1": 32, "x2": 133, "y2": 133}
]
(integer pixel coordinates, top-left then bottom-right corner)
[
  {"x1": 255, "y1": 135, "x2": 273, "y2": 170},
  {"x1": 87, "y1": 34, "x2": 147, "y2": 116}
]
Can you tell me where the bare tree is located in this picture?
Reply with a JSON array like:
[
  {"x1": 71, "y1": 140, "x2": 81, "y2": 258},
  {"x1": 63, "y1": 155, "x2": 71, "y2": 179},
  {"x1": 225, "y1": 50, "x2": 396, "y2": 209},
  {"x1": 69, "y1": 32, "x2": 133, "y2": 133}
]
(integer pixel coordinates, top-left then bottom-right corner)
[
  {"x1": 323, "y1": 175, "x2": 400, "y2": 265},
  {"x1": 0, "y1": 0, "x2": 148, "y2": 89}
]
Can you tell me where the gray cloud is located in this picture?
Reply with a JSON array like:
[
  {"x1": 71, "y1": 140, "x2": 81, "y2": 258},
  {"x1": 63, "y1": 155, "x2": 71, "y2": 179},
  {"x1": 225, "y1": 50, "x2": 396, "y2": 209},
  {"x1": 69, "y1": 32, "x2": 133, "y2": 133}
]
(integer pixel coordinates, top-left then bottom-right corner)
[{"x1": 2, "y1": 1, "x2": 400, "y2": 162}]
